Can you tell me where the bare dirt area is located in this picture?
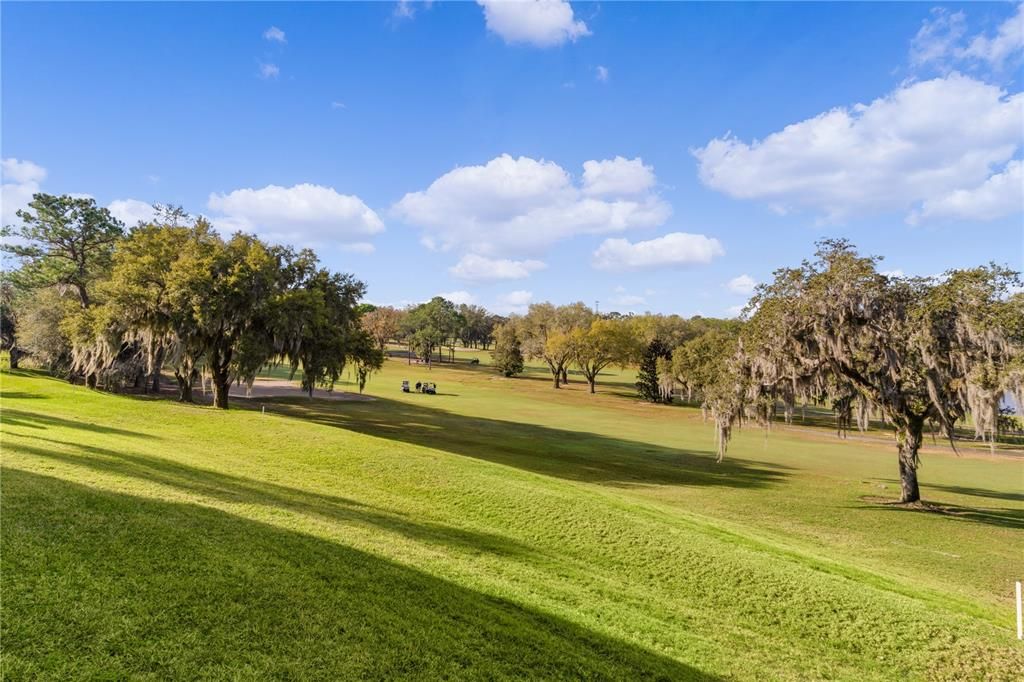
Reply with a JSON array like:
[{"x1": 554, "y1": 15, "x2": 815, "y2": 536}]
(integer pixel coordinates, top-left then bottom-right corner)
[{"x1": 228, "y1": 378, "x2": 375, "y2": 402}]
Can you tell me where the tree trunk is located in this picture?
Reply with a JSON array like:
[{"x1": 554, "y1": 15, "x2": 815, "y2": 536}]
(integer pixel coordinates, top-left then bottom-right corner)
[
  {"x1": 896, "y1": 419, "x2": 923, "y2": 503},
  {"x1": 588, "y1": 377, "x2": 596, "y2": 394},
  {"x1": 8, "y1": 348, "x2": 19, "y2": 369},
  {"x1": 211, "y1": 364, "x2": 230, "y2": 409},
  {"x1": 86, "y1": 373, "x2": 97, "y2": 389},
  {"x1": 212, "y1": 379, "x2": 229, "y2": 409},
  {"x1": 552, "y1": 365, "x2": 561, "y2": 389},
  {"x1": 176, "y1": 374, "x2": 194, "y2": 403},
  {"x1": 561, "y1": 367, "x2": 569, "y2": 384},
  {"x1": 150, "y1": 345, "x2": 165, "y2": 394}
]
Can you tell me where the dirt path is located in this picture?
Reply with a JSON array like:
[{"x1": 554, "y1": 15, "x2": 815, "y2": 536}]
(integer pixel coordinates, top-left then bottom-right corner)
[{"x1": 228, "y1": 378, "x2": 375, "y2": 401}]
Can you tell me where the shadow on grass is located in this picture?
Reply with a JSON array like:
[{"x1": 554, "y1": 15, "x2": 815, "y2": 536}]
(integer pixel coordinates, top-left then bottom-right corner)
[
  {"x1": 854, "y1": 495, "x2": 1024, "y2": 531},
  {"x1": 923, "y1": 483, "x2": 1024, "y2": 503},
  {"x1": 2, "y1": 467, "x2": 716, "y2": 680},
  {"x1": 4, "y1": 436, "x2": 529, "y2": 559},
  {"x1": 267, "y1": 395, "x2": 789, "y2": 490},
  {"x1": 0, "y1": 391, "x2": 49, "y2": 399},
  {"x1": 1, "y1": 408, "x2": 148, "y2": 438},
  {"x1": 869, "y1": 477, "x2": 1024, "y2": 505}
]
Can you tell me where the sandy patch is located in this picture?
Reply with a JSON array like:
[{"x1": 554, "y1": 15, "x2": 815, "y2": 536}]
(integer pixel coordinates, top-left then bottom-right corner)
[{"x1": 229, "y1": 378, "x2": 375, "y2": 401}]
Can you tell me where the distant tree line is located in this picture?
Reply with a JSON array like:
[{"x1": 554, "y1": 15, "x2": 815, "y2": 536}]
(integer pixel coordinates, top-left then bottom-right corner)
[
  {"x1": 376, "y1": 243, "x2": 1022, "y2": 505},
  {"x1": 1, "y1": 194, "x2": 383, "y2": 408},
  {"x1": 360, "y1": 298, "x2": 505, "y2": 366}
]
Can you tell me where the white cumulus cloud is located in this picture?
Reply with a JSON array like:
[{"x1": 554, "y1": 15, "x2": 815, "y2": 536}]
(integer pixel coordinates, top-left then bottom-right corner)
[
  {"x1": 494, "y1": 289, "x2": 533, "y2": 315},
  {"x1": 2, "y1": 158, "x2": 46, "y2": 225},
  {"x1": 438, "y1": 290, "x2": 477, "y2": 306},
  {"x1": 592, "y1": 232, "x2": 724, "y2": 272},
  {"x1": 595, "y1": 65, "x2": 609, "y2": 82},
  {"x1": 911, "y1": 4, "x2": 1024, "y2": 70},
  {"x1": 909, "y1": 159, "x2": 1023, "y2": 224},
  {"x1": 393, "y1": 154, "x2": 671, "y2": 257},
  {"x1": 339, "y1": 241, "x2": 376, "y2": 254},
  {"x1": 2, "y1": 158, "x2": 46, "y2": 185},
  {"x1": 259, "y1": 63, "x2": 280, "y2": 79},
  {"x1": 263, "y1": 26, "x2": 287, "y2": 43},
  {"x1": 449, "y1": 253, "x2": 547, "y2": 282},
  {"x1": 477, "y1": 0, "x2": 590, "y2": 47},
  {"x1": 960, "y1": 3, "x2": 1024, "y2": 68},
  {"x1": 609, "y1": 293, "x2": 646, "y2": 308},
  {"x1": 725, "y1": 304, "x2": 746, "y2": 318},
  {"x1": 582, "y1": 156, "x2": 654, "y2": 196},
  {"x1": 108, "y1": 199, "x2": 158, "y2": 226},
  {"x1": 694, "y1": 74, "x2": 1023, "y2": 223},
  {"x1": 910, "y1": 8, "x2": 967, "y2": 68},
  {"x1": 208, "y1": 183, "x2": 384, "y2": 247},
  {"x1": 727, "y1": 274, "x2": 757, "y2": 295}
]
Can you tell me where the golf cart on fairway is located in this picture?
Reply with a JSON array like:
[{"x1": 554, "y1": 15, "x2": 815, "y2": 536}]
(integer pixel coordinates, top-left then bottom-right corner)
[
  {"x1": 421, "y1": 382, "x2": 437, "y2": 395},
  {"x1": 401, "y1": 380, "x2": 410, "y2": 393}
]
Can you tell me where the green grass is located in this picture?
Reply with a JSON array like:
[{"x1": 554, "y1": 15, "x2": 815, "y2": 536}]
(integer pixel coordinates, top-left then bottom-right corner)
[{"x1": 2, "y1": 361, "x2": 1022, "y2": 680}]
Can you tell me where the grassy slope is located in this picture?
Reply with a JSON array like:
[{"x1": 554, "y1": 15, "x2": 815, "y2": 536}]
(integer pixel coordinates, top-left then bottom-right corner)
[{"x1": 2, "y1": 363, "x2": 1022, "y2": 680}]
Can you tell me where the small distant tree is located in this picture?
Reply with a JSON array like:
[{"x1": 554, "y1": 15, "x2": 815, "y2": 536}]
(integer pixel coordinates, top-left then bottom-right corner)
[
  {"x1": 350, "y1": 330, "x2": 385, "y2": 393},
  {"x1": 636, "y1": 338, "x2": 672, "y2": 403},
  {"x1": 362, "y1": 306, "x2": 402, "y2": 352},
  {"x1": 655, "y1": 356, "x2": 676, "y2": 402},
  {"x1": 520, "y1": 302, "x2": 593, "y2": 388},
  {"x1": 491, "y1": 322, "x2": 524, "y2": 377},
  {"x1": 405, "y1": 297, "x2": 461, "y2": 365},
  {"x1": 635, "y1": 313, "x2": 698, "y2": 349},
  {"x1": 14, "y1": 288, "x2": 73, "y2": 373},
  {"x1": 571, "y1": 318, "x2": 642, "y2": 394},
  {"x1": 672, "y1": 328, "x2": 738, "y2": 412}
]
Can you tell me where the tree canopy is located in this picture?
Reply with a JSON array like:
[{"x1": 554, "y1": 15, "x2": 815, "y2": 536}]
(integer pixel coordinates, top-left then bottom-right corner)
[
  {"x1": 491, "y1": 321, "x2": 525, "y2": 377},
  {"x1": 706, "y1": 240, "x2": 1023, "y2": 503},
  {"x1": 2, "y1": 194, "x2": 125, "y2": 309}
]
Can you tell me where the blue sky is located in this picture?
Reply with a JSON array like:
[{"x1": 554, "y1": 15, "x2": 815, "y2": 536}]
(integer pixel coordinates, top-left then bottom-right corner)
[{"x1": 3, "y1": 1, "x2": 1022, "y2": 316}]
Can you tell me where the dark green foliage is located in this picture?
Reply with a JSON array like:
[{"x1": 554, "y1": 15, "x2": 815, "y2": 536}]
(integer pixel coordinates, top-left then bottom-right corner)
[
  {"x1": 636, "y1": 338, "x2": 672, "y2": 403},
  {"x1": 0, "y1": 278, "x2": 20, "y2": 367},
  {"x1": 56, "y1": 212, "x2": 373, "y2": 408},
  {"x1": 279, "y1": 263, "x2": 368, "y2": 397},
  {"x1": 2, "y1": 194, "x2": 124, "y2": 308},
  {"x1": 458, "y1": 304, "x2": 502, "y2": 349},
  {"x1": 404, "y1": 296, "x2": 463, "y2": 364},
  {"x1": 491, "y1": 323, "x2": 524, "y2": 377}
]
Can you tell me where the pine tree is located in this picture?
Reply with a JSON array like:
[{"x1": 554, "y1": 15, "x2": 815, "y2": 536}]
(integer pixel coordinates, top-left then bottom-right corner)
[{"x1": 636, "y1": 338, "x2": 671, "y2": 403}]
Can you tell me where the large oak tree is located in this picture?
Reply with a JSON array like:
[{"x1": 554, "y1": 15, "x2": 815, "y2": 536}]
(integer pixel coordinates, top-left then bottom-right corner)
[{"x1": 712, "y1": 240, "x2": 1022, "y2": 503}]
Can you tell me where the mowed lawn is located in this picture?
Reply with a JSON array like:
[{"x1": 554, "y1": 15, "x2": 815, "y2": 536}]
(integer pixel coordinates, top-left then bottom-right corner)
[{"x1": 2, "y1": 360, "x2": 1022, "y2": 680}]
